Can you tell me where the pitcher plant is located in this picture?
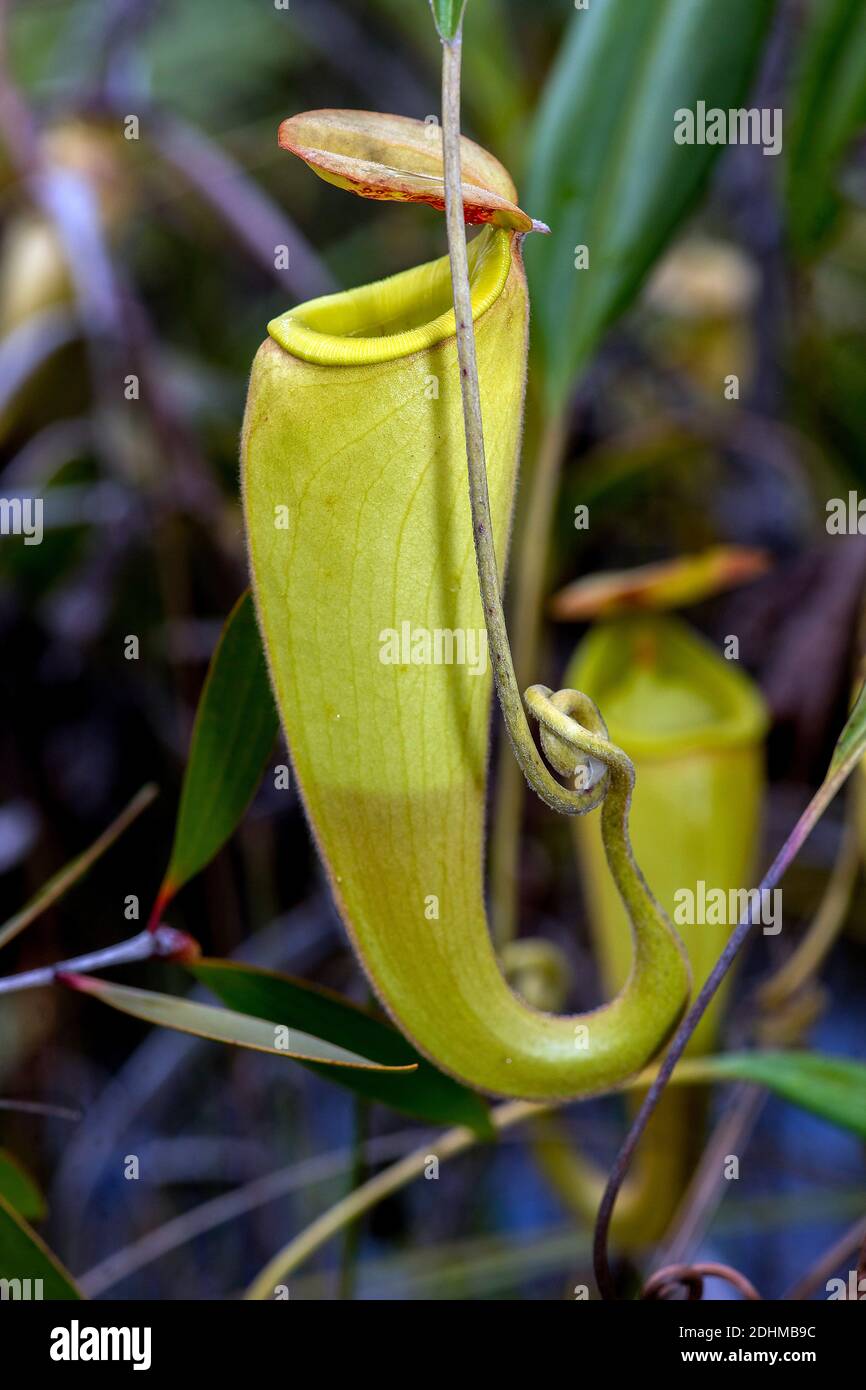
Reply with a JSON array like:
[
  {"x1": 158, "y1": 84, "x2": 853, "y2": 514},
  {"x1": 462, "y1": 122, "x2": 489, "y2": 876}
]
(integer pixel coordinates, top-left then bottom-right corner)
[{"x1": 241, "y1": 110, "x2": 691, "y2": 1101}]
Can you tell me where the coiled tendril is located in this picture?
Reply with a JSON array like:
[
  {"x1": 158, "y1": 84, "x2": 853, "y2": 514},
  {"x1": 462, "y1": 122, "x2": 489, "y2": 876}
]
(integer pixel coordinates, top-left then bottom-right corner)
[
  {"x1": 523, "y1": 685, "x2": 675, "y2": 955},
  {"x1": 500, "y1": 685, "x2": 676, "y2": 1016}
]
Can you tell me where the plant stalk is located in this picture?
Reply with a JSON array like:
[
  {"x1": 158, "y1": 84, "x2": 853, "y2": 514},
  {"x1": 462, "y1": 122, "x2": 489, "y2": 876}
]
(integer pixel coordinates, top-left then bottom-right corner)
[
  {"x1": 593, "y1": 776, "x2": 858, "y2": 1298},
  {"x1": 440, "y1": 35, "x2": 593, "y2": 819},
  {"x1": 0, "y1": 926, "x2": 190, "y2": 995}
]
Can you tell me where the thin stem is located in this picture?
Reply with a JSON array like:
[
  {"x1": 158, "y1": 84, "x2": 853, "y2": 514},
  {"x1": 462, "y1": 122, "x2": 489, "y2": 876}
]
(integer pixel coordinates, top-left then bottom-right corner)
[
  {"x1": 440, "y1": 37, "x2": 600, "y2": 820},
  {"x1": 593, "y1": 780, "x2": 849, "y2": 1299},
  {"x1": 0, "y1": 926, "x2": 188, "y2": 996},
  {"x1": 759, "y1": 808, "x2": 860, "y2": 1010},
  {"x1": 0, "y1": 1098, "x2": 81, "y2": 1121},
  {"x1": 337, "y1": 1093, "x2": 370, "y2": 1299},
  {"x1": 0, "y1": 784, "x2": 158, "y2": 954}
]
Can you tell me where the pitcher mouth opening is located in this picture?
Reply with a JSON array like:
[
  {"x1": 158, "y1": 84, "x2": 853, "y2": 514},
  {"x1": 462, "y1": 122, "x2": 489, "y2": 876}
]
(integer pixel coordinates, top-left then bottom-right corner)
[
  {"x1": 267, "y1": 225, "x2": 513, "y2": 367},
  {"x1": 568, "y1": 615, "x2": 769, "y2": 760}
]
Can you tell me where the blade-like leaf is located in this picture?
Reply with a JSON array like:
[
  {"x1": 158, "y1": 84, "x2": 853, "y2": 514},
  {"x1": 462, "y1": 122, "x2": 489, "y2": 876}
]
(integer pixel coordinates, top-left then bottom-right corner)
[
  {"x1": 0, "y1": 1149, "x2": 44, "y2": 1221},
  {"x1": 430, "y1": 0, "x2": 467, "y2": 43},
  {"x1": 691, "y1": 1050, "x2": 866, "y2": 1138},
  {"x1": 0, "y1": 784, "x2": 157, "y2": 954},
  {"x1": 190, "y1": 958, "x2": 494, "y2": 1137},
  {"x1": 0, "y1": 1192, "x2": 82, "y2": 1299},
  {"x1": 786, "y1": 0, "x2": 866, "y2": 256},
  {"x1": 158, "y1": 591, "x2": 278, "y2": 911},
  {"x1": 525, "y1": 0, "x2": 776, "y2": 406},
  {"x1": 61, "y1": 974, "x2": 415, "y2": 1073},
  {"x1": 828, "y1": 678, "x2": 866, "y2": 783},
  {"x1": 781, "y1": 676, "x2": 866, "y2": 859}
]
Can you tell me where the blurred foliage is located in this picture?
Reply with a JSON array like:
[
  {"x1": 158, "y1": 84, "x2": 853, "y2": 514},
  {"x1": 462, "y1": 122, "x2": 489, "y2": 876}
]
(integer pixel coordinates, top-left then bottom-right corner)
[
  {"x1": 159, "y1": 592, "x2": 277, "y2": 909},
  {"x1": 785, "y1": 0, "x2": 866, "y2": 257},
  {"x1": 525, "y1": 0, "x2": 776, "y2": 406}
]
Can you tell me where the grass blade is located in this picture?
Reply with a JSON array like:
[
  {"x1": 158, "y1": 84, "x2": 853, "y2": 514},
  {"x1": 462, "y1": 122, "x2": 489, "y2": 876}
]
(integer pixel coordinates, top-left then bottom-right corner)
[
  {"x1": 156, "y1": 591, "x2": 278, "y2": 917},
  {"x1": 0, "y1": 784, "x2": 157, "y2": 954},
  {"x1": 61, "y1": 974, "x2": 416, "y2": 1073}
]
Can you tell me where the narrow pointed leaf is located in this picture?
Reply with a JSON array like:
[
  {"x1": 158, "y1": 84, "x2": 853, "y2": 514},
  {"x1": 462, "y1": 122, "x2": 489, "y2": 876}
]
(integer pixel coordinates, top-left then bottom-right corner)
[
  {"x1": 61, "y1": 974, "x2": 415, "y2": 1073},
  {"x1": 0, "y1": 1149, "x2": 44, "y2": 1221},
  {"x1": 0, "y1": 1192, "x2": 82, "y2": 1299},
  {"x1": 279, "y1": 110, "x2": 533, "y2": 231},
  {"x1": 691, "y1": 1051, "x2": 866, "y2": 1139},
  {"x1": 786, "y1": 0, "x2": 866, "y2": 255},
  {"x1": 159, "y1": 591, "x2": 278, "y2": 908},
  {"x1": 525, "y1": 0, "x2": 776, "y2": 406},
  {"x1": 0, "y1": 784, "x2": 157, "y2": 954},
  {"x1": 719, "y1": 679, "x2": 866, "y2": 942},
  {"x1": 828, "y1": 678, "x2": 866, "y2": 782},
  {"x1": 779, "y1": 677, "x2": 866, "y2": 865},
  {"x1": 190, "y1": 958, "x2": 494, "y2": 1137},
  {"x1": 629, "y1": 1051, "x2": 866, "y2": 1138},
  {"x1": 430, "y1": 0, "x2": 467, "y2": 43}
]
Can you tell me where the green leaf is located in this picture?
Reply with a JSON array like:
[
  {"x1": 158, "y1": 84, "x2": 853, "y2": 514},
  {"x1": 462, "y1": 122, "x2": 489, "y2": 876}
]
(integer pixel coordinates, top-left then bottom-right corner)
[
  {"x1": 0, "y1": 784, "x2": 157, "y2": 954},
  {"x1": 0, "y1": 1149, "x2": 44, "y2": 1221},
  {"x1": 190, "y1": 959, "x2": 494, "y2": 1137},
  {"x1": 679, "y1": 1050, "x2": 866, "y2": 1138},
  {"x1": 705, "y1": 681, "x2": 866, "y2": 938},
  {"x1": 784, "y1": 677, "x2": 866, "y2": 851},
  {"x1": 159, "y1": 591, "x2": 278, "y2": 910},
  {"x1": 0, "y1": 1192, "x2": 82, "y2": 1299},
  {"x1": 62, "y1": 973, "x2": 415, "y2": 1072},
  {"x1": 828, "y1": 677, "x2": 866, "y2": 782},
  {"x1": 786, "y1": 0, "x2": 866, "y2": 256},
  {"x1": 524, "y1": 0, "x2": 776, "y2": 407},
  {"x1": 430, "y1": 0, "x2": 467, "y2": 42}
]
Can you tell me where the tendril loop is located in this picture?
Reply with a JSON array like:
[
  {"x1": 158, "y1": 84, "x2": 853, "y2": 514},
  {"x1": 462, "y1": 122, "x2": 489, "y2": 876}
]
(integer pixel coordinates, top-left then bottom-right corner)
[
  {"x1": 641, "y1": 1262, "x2": 762, "y2": 1302},
  {"x1": 524, "y1": 684, "x2": 620, "y2": 803}
]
